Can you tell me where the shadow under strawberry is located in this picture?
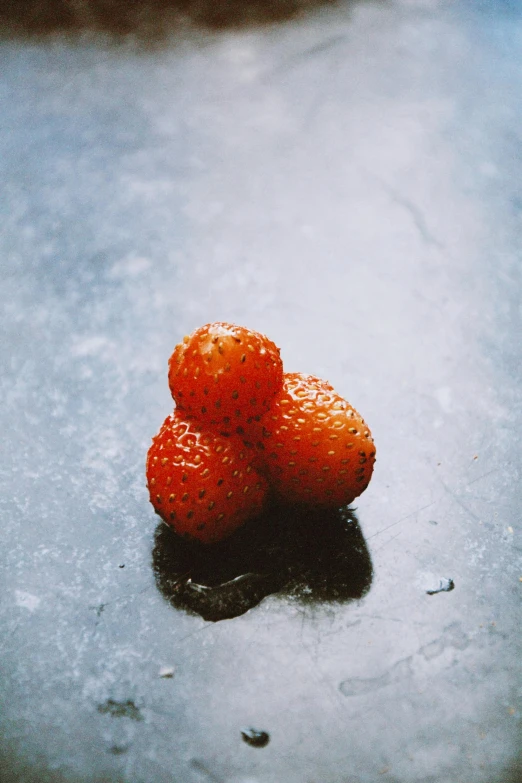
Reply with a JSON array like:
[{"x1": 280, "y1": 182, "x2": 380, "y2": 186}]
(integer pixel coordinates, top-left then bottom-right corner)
[{"x1": 152, "y1": 503, "x2": 373, "y2": 621}]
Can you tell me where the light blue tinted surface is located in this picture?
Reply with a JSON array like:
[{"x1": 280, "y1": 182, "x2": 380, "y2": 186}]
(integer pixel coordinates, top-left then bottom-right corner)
[{"x1": 1, "y1": 1, "x2": 521, "y2": 781}]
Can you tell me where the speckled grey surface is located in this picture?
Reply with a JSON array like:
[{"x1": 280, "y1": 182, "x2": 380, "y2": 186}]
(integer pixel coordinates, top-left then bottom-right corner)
[{"x1": 1, "y1": 1, "x2": 521, "y2": 781}]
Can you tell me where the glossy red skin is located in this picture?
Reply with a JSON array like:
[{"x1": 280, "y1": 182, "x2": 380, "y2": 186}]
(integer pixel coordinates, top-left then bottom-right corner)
[
  {"x1": 168, "y1": 322, "x2": 283, "y2": 433},
  {"x1": 257, "y1": 373, "x2": 376, "y2": 507},
  {"x1": 146, "y1": 412, "x2": 268, "y2": 544}
]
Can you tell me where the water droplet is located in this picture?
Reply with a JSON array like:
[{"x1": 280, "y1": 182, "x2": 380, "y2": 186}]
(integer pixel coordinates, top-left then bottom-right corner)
[
  {"x1": 426, "y1": 577, "x2": 455, "y2": 595},
  {"x1": 241, "y1": 728, "x2": 270, "y2": 748}
]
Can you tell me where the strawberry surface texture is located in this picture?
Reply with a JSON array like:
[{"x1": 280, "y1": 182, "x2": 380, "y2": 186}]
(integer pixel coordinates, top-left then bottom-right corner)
[
  {"x1": 147, "y1": 322, "x2": 376, "y2": 543},
  {"x1": 257, "y1": 373, "x2": 376, "y2": 506},
  {"x1": 146, "y1": 412, "x2": 268, "y2": 544},
  {"x1": 168, "y1": 322, "x2": 283, "y2": 432}
]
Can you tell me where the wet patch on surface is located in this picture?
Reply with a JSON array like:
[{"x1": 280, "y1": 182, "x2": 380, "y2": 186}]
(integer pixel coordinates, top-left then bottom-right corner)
[
  {"x1": 339, "y1": 657, "x2": 413, "y2": 697},
  {"x1": 97, "y1": 699, "x2": 143, "y2": 721},
  {"x1": 108, "y1": 744, "x2": 129, "y2": 755},
  {"x1": 419, "y1": 622, "x2": 470, "y2": 660},
  {"x1": 152, "y1": 503, "x2": 373, "y2": 621}
]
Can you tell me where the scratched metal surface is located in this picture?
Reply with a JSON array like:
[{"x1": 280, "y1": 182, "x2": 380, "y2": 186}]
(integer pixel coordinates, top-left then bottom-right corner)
[{"x1": 1, "y1": 1, "x2": 521, "y2": 781}]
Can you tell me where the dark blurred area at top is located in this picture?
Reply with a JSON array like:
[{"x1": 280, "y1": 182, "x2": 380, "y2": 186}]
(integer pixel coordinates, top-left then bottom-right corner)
[{"x1": 0, "y1": 0, "x2": 339, "y2": 40}]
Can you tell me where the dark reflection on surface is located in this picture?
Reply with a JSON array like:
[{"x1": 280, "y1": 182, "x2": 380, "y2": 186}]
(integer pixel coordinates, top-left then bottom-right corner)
[
  {"x1": 152, "y1": 503, "x2": 373, "y2": 621},
  {"x1": 0, "y1": 0, "x2": 337, "y2": 39}
]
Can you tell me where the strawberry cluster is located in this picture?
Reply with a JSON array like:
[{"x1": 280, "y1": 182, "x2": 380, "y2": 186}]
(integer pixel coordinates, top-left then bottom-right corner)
[{"x1": 146, "y1": 322, "x2": 376, "y2": 544}]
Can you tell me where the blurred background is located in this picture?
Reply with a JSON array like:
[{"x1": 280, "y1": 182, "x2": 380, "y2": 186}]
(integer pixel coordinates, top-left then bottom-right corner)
[
  {"x1": 1, "y1": 1, "x2": 521, "y2": 782},
  {"x1": 1, "y1": 0, "x2": 337, "y2": 36}
]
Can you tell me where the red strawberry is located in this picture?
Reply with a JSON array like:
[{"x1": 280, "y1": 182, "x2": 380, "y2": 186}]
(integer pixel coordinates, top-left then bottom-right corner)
[
  {"x1": 146, "y1": 411, "x2": 268, "y2": 544},
  {"x1": 168, "y1": 322, "x2": 283, "y2": 434},
  {"x1": 257, "y1": 373, "x2": 376, "y2": 507}
]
